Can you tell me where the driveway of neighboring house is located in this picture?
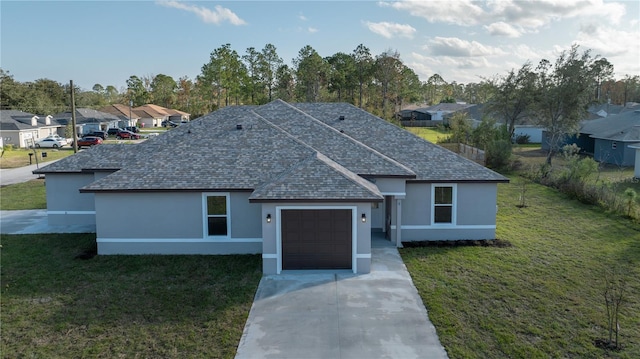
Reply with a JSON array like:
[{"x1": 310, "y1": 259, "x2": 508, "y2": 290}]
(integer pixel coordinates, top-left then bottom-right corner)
[
  {"x1": 0, "y1": 162, "x2": 47, "y2": 186},
  {"x1": 235, "y1": 237, "x2": 449, "y2": 359},
  {"x1": 0, "y1": 161, "x2": 96, "y2": 234}
]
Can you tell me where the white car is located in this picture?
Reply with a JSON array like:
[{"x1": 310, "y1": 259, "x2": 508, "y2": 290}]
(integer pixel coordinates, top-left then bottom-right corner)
[{"x1": 34, "y1": 137, "x2": 68, "y2": 148}]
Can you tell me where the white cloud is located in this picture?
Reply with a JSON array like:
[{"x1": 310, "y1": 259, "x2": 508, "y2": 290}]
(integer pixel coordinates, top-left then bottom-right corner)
[
  {"x1": 486, "y1": 0, "x2": 626, "y2": 30},
  {"x1": 574, "y1": 23, "x2": 640, "y2": 76},
  {"x1": 386, "y1": 0, "x2": 484, "y2": 26},
  {"x1": 425, "y1": 37, "x2": 506, "y2": 57},
  {"x1": 308, "y1": 27, "x2": 318, "y2": 34},
  {"x1": 157, "y1": 1, "x2": 247, "y2": 25},
  {"x1": 364, "y1": 21, "x2": 416, "y2": 39},
  {"x1": 299, "y1": 13, "x2": 308, "y2": 21},
  {"x1": 389, "y1": 0, "x2": 626, "y2": 35},
  {"x1": 485, "y1": 22, "x2": 522, "y2": 38}
]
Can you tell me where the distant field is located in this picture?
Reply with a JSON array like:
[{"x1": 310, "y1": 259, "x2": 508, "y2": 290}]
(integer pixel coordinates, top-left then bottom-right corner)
[{"x1": 405, "y1": 127, "x2": 450, "y2": 143}]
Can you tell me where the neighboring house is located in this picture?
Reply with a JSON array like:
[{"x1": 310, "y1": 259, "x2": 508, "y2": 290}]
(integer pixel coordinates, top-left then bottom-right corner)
[
  {"x1": 34, "y1": 100, "x2": 508, "y2": 275},
  {"x1": 133, "y1": 104, "x2": 190, "y2": 128},
  {"x1": 399, "y1": 103, "x2": 475, "y2": 127},
  {"x1": 542, "y1": 109, "x2": 640, "y2": 166},
  {"x1": 98, "y1": 104, "x2": 141, "y2": 128},
  {"x1": 630, "y1": 145, "x2": 640, "y2": 178},
  {"x1": 53, "y1": 108, "x2": 121, "y2": 136},
  {"x1": 0, "y1": 110, "x2": 63, "y2": 148}
]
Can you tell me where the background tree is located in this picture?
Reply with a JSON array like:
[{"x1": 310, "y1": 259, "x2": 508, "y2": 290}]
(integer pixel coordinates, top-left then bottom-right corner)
[
  {"x1": 260, "y1": 44, "x2": 283, "y2": 102},
  {"x1": 374, "y1": 49, "x2": 403, "y2": 119},
  {"x1": 126, "y1": 75, "x2": 149, "y2": 107},
  {"x1": 326, "y1": 52, "x2": 356, "y2": 103},
  {"x1": 393, "y1": 65, "x2": 422, "y2": 115},
  {"x1": 200, "y1": 44, "x2": 247, "y2": 107},
  {"x1": 293, "y1": 45, "x2": 328, "y2": 102},
  {"x1": 242, "y1": 47, "x2": 265, "y2": 104},
  {"x1": 486, "y1": 62, "x2": 536, "y2": 138},
  {"x1": 352, "y1": 44, "x2": 373, "y2": 108},
  {"x1": 150, "y1": 74, "x2": 177, "y2": 108},
  {"x1": 425, "y1": 74, "x2": 448, "y2": 105},
  {"x1": 275, "y1": 64, "x2": 294, "y2": 101},
  {"x1": 534, "y1": 45, "x2": 599, "y2": 165},
  {"x1": 591, "y1": 58, "x2": 614, "y2": 102}
]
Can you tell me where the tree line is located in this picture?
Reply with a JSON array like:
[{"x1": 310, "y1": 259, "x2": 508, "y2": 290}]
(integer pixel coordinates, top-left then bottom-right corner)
[{"x1": 2, "y1": 43, "x2": 639, "y2": 122}]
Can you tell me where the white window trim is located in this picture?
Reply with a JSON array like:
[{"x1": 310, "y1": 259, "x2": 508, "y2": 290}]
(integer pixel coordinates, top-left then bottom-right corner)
[
  {"x1": 431, "y1": 184, "x2": 457, "y2": 226},
  {"x1": 202, "y1": 192, "x2": 231, "y2": 240}
]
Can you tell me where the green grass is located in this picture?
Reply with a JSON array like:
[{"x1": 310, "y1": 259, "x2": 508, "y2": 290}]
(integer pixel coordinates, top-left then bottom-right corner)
[
  {"x1": 0, "y1": 148, "x2": 75, "y2": 169},
  {"x1": 0, "y1": 234, "x2": 262, "y2": 358},
  {"x1": 401, "y1": 177, "x2": 640, "y2": 358},
  {"x1": 405, "y1": 126, "x2": 451, "y2": 143},
  {"x1": 0, "y1": 179, "x2": 46, "y2": 210}
]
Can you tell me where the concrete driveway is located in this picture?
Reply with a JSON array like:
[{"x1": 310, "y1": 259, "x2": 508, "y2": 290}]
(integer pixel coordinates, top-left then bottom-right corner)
[
  {"x1": 0, "y1": 210, "x2": 95, "y2": 234},
  {"x1": 235, "y1": 240, "x2": 448, "y2": 359}
]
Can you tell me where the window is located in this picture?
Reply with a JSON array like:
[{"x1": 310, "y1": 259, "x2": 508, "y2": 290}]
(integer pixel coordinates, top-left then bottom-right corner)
[
  {"x1": 432, "y1": 185, "x2": 456, "y2": 224},
  {"x1": 205, "y1": 194, "x2": 229, "y2": 236},
  {"x1": 612, "y1": 142, "x2": 617, "y2": 150}
]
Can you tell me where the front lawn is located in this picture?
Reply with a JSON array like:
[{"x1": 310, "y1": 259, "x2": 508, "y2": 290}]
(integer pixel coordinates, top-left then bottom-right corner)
[
  {"x1": 0, "y1": 148, "x2": 75, "y2": 169},
  {"x1": 0, "y1": 234, "x2": 262, "y2": 358},
  {"x1": 0, "y1": 179, "x2": 46, "y2": 210},
  {"x1": 402, "y1": 177, "x2": 640, "y2": 358}
]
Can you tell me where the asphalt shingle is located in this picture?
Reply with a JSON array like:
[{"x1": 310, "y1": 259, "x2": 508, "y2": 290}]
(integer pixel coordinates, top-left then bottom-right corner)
[{"x1": 38, "y1": 100, "x2": 508, "y2": 200}]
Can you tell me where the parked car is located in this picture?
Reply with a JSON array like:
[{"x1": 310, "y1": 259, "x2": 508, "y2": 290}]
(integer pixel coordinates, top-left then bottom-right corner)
[
  {"x1": 162, "y1": 120, "x2": 179, "y2": 128},
  {"x1": 124, "y1": 126, "x2": 140, "y2": 133},
  {"x1": 34, "y1": 137, "x2": 68, "y2": 148},
  {"x1": 76, "y1": 136, "x2": 103, "y2": 148},
  {"x1": 116, "y1": 130, "x2": 141, "y2": 140},
  {"x1": 107, "y1": 128, "x2": 122, "y2": 136},
  {"x1": 85, "y1": 130, "x2": 107, "y2": 140}
]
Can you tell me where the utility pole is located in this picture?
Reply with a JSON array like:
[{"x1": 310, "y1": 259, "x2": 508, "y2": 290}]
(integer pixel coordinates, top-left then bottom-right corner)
[{"x1": 70, "y1": 80, "x2": 78, "y2": 153}]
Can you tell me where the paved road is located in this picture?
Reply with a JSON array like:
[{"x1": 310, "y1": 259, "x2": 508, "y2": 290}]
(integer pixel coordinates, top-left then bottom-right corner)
[{"x1": 0, "y1": 162, "x2": 51, "y2": 186}]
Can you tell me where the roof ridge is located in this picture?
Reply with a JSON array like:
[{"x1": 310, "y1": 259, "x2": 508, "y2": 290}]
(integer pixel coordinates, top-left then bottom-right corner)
[
  {"x1": 258, "y1": 101, "x2": 416, "y2": 177},
  {"x1": 313, "y1": 152, "x2": 383, "y2": 198}
]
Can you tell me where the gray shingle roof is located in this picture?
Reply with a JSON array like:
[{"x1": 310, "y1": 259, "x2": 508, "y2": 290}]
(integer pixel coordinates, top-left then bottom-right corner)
[
  {"x1": 581, "y1": 110, "x2": 640, "y2": 142},
  {"x1": 52, "y1": 108, "x2": 121, "y2": 125},
  {"x1": 292, "y1": 103, "x2": 508, "y2": 182},
  {"x1": 253, "y1": 100, "x2": 415, "y2": 177},
  {"x1": 1, "y1": 110, "x2": 62, "y2": 131},
  {"x1": 39, "y1": 100, "x2": 507, "y2": 200},
  {"x1": 250, "y1": 152, "x2": 383, "y2": 202}
]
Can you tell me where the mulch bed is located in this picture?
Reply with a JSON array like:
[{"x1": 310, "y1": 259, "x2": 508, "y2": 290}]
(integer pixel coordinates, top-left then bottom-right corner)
[{"x1": 402, "y1": 239, "x2": 513, "y2": 248}]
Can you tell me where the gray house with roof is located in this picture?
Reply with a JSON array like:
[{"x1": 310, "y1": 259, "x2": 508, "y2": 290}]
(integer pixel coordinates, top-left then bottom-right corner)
[
  {"x1": 34, "y1": 100, "x2": 508, "y2": 274},
  {"x1": 53, "y1": 108, "x2": 122, "y2": 135},
  {"x1": 0, "y1": 110, "x2": 63, "y2": 148},
  {"x1": 542, "y1": 109, "x2": 640, "y2": 166}
]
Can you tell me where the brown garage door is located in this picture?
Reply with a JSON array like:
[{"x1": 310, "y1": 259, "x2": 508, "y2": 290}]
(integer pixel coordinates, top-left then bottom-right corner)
[{"x1": 281, "y1": 209, "x2": 352, "y2": 270}]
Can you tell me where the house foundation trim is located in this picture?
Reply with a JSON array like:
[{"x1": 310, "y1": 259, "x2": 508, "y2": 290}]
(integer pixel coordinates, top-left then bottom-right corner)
[
  {"x1": 390, "y1": 224, "x2": 496, "y2": 230},
  {"x1": 97, "y1": 237, "x2": 263, "y2": 243},
  {"x1": 356, "y1": 253, "x2": 371, "y2": 259},
  {"x1": 48, "y1": 210, "x2": 96, "y2": 215}
]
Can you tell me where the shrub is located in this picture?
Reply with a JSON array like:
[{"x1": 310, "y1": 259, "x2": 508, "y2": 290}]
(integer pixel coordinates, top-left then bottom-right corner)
[{"x1": 515, "y1": 133, "x2": 530, "y2": 144}]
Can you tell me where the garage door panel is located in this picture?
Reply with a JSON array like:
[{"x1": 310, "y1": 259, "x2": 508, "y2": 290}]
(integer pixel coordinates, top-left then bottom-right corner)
[{"x1": 282, "y1": 209, "x2": 352, "y2": 270}]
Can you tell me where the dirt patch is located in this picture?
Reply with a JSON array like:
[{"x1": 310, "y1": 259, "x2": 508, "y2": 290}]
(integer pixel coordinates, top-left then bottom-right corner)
[
  {"x1": 74, "y1": 247, "x2": 97, "y2": 260},
  {"x1": 402, "y1": 239, "x2": 513, "y2": 248},
  {"x1": 594, "y1": 338, "x2": 623, "y2": 351}
]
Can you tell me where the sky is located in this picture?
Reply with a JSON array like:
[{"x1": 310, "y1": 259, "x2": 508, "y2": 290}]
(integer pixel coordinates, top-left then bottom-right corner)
[{"x1": 1, "y1": 0, "x2": 639, "y2": 92}]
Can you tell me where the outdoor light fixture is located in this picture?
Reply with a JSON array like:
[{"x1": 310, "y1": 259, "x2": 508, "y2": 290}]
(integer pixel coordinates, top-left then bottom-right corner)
[
  {"x1": 361, "y1": 213, "x2": 366, "y2": 223},
  {"x1": 266, "y1": 214, "x2": 271, "y2": 223}
]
